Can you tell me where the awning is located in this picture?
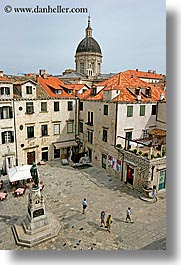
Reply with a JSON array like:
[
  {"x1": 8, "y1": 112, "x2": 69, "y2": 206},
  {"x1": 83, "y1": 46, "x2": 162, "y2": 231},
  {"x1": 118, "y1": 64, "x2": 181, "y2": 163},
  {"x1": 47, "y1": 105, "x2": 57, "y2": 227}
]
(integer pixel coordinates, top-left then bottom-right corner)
[
  {"x1": 7, "y1": 165, "x2": 34, "y2": 182},
  {"x1": 53, "y1": 141, "x2": 78, "y2": 149},
  {"x1": 149, "y1": 129, "x2": 166, "y2": 136}
]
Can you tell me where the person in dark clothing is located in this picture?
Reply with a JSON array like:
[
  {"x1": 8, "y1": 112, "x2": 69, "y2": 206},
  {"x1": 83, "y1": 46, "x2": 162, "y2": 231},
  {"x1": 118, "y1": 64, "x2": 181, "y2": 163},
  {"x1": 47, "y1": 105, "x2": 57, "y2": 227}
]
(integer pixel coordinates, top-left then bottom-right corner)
[
  {"x1": 100, "y1": 210, "x2": 106, "y2": 227},
  {"x1": 82, "y1": 198, "x2": 87, "y2": 214}
]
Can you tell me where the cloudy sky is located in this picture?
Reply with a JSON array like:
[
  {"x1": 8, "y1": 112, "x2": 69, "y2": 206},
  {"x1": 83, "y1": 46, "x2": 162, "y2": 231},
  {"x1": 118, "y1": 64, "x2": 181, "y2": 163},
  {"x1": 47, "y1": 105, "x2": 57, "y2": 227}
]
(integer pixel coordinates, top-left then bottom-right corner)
[{"x1": 0, "y1": 0, "x2": 166, "y2": 75}]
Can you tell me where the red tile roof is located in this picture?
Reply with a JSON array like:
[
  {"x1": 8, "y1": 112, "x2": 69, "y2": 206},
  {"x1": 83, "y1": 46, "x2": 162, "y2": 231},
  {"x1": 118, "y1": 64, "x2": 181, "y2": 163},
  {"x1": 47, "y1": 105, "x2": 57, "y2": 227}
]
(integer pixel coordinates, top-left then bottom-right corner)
[
  {"x1": 78, "y1": 88, "x2": 92, "y2": 100},
  {"x1": 38, "y1": 76, "x2": 75, "y2": 98},
  {"x1": 65, "y1": 84, "x2": 86, "y2": 90},
  {"x1": 63, "y1": 84, "x2": 90, "y2": 97},
  {"x1": 0, "y1": 76, "x2": 10, "y2": 82},
  {"x1": 124, "y1": 70, "x2": 164, "y2": 80},
  {"x1": 79, "y1": 70, "x2": 166, "y2": 102}
]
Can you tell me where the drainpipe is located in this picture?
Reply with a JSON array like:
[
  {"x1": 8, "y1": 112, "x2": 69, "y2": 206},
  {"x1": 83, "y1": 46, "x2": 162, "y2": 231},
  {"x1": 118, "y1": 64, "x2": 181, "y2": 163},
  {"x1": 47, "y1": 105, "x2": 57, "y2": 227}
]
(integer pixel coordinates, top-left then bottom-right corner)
[
  {"x1": 120, "y1": 151, "x2": 125, "y2": 182},
  {"x1": 114, "y1": 101, "x2": 125, "y2": 181},
  {"x1": 13, "y1": 99, "x2": 18, "y2": 166},
  {"x1": 114, "y1": 101, "x2": 118, "y2": 148},
  {"x1": 74, "y1": 97, "x2": 78, "y2": 138},
  {"x1": 74, "y1": 97, "x2": 80, "y2": 154}
]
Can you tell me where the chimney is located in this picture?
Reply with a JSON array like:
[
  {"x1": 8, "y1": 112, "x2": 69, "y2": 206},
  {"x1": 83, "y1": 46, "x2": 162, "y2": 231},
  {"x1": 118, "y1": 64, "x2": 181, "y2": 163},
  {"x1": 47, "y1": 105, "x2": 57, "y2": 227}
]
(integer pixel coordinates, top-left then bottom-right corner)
[
  {"x1": 0, "y1": 70, "x2": 3, "y2": 77},
  {"x1": 36, "y1": 75, "x2": 39, "y2": 83},
  {"x1": 39, "y1": 69, "x2": 46, "y2": 77},
  {"x1": 136, "y1": 95, "x2": 141, "y2": 101},
  {"x1": 136, "y1": 68, "x2": 139, "y2": 72},
  {"x1": 160, "y1": 94, "x2": 164, "y2": 100}
]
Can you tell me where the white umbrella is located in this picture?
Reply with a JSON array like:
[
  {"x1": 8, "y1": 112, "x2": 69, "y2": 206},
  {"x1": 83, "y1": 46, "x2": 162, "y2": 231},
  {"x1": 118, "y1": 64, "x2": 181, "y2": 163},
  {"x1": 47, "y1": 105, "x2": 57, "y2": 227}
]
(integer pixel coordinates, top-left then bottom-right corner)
[{"x1": 8, "y1": 165, "x2": 34, "y2": 182}]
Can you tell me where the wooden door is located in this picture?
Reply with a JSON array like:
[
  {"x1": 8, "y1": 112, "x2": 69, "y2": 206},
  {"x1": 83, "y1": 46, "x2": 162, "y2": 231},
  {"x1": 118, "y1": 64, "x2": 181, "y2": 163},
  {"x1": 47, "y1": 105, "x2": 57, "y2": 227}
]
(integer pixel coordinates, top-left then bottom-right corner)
[{"x1": 27, "y1": 151, "x2": 35, "y2": 165}]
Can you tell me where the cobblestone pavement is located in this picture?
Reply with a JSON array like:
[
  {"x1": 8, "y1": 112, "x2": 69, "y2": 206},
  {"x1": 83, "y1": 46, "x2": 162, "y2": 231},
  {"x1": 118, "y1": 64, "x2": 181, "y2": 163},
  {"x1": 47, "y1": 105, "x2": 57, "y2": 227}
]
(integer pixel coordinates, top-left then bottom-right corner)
[{"x1": 0, "y1": 161, "x2": 166, "y2": 250}]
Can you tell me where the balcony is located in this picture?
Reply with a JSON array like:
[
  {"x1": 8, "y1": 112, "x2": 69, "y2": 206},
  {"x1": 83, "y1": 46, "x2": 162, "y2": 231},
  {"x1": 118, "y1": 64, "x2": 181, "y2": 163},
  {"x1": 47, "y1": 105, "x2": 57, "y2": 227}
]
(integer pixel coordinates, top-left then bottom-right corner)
[{"x1": 116, "y1": 129, "x2": 166, "y2": 160}]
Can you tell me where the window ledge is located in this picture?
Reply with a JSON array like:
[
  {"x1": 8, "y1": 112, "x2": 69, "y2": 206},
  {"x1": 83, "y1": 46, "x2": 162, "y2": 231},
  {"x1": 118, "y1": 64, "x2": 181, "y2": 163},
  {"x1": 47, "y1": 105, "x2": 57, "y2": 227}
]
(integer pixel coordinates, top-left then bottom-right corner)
[{"x1": 0, "y1": 117, "x2": 13, "y2": 120}]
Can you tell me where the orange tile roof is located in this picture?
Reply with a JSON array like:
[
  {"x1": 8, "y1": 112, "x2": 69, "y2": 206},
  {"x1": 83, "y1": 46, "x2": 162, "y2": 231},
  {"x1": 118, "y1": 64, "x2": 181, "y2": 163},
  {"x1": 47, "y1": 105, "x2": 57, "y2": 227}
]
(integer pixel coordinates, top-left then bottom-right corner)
[
  {"x1": 62, "y1": 84, "x2": 90, "y2": 97},
  {"x1": 80, "y1": 71, "x2": 166, "y2": 102},
  {"x1": 38, "y1": 76, "x2": 75, "y2": 98},
  {"x1": 65, "y1": 84, "x2": 85, "y2": 90},
  {"x1": 78, "y1": 88, "x2": 92, "y2": 100},
  {"x1": 43, "y1": 77, "x2": 65, "y2": 89},
  {"x1": 0, "y1": 76, "x2": 10, "y2": 82},
  {"x1": 124, "y1": 70, "x2": 164, "y2": 80}
]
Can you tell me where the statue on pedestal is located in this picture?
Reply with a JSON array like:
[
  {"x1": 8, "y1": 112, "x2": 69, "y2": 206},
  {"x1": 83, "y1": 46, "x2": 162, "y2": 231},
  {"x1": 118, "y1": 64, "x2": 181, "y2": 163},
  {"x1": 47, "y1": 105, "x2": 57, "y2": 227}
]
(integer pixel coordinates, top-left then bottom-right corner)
[{"x1": 30, "y1": 162, "x2": 39, "y2": 189}]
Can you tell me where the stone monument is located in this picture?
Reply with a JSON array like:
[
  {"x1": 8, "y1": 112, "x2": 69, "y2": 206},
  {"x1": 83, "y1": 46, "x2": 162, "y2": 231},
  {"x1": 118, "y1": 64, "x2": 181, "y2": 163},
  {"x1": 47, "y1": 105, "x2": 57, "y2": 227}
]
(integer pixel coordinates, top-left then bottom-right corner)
[{"x1": 12, "y1": 162, "x2": 61, "y2": 247}]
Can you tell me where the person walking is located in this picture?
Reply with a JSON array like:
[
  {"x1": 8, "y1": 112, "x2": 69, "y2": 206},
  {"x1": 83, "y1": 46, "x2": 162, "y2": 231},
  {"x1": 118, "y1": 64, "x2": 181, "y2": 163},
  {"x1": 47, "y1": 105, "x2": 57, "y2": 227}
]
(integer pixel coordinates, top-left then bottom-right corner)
[
  {"x1": 106, "y1": 214, "x2": 112, "y2": 233},
  {"x1": 126, "y1": 207, "x2": 133, "y2": 223},
  {"x1": 152, "y1": 185, "x2": 157, "y2": 199},
  {"x1": 100, "y1": 210, "x2": 106, "y2": 227},
  {"x1": 82, "y1": 198, "x2": 87, "y2": 214}
]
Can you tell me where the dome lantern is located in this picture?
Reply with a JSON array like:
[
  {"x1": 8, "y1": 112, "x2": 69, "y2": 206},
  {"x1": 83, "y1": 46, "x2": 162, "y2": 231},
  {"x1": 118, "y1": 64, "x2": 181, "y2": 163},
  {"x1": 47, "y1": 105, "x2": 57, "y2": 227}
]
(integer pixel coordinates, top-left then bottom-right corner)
[{"x1": 85, "y1": 15, "x2": 92, "y2": 37}]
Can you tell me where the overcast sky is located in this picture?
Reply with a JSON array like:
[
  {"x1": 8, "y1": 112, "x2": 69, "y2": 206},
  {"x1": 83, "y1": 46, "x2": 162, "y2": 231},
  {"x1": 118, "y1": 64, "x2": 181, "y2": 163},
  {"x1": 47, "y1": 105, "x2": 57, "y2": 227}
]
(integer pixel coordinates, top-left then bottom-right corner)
[{"x1": 0, "y1": 0, "x2": 166, "y2": 75}]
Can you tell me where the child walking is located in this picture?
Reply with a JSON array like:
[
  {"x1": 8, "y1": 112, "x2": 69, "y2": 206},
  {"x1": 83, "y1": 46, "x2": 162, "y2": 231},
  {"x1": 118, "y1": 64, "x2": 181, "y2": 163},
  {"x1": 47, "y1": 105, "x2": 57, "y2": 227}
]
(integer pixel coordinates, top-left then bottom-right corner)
[
  {"x1": 126, "y1": 207, "x2": 133, "y2": 223},
  {"x1": 106, "y1": 214, "x2": 112, "y2": 233}
]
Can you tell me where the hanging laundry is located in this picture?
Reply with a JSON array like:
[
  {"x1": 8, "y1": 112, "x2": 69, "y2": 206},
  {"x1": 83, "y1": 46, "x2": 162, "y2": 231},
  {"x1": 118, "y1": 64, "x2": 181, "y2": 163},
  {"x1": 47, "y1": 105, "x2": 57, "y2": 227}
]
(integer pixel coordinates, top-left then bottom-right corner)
[
  {"x1": 116, "y1": 159, "x2": 121, "y2": 172},
  {"x1": 108, "y1": 155, "x2": 113, "y2": 167}
]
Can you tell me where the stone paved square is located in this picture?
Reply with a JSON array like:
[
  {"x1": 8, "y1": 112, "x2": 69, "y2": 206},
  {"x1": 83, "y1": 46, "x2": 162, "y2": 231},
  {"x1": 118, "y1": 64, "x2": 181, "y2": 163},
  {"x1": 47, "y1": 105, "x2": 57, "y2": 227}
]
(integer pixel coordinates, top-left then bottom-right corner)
[{"x1": 0, "y1": 161, "x2": 166, "y2": 250}]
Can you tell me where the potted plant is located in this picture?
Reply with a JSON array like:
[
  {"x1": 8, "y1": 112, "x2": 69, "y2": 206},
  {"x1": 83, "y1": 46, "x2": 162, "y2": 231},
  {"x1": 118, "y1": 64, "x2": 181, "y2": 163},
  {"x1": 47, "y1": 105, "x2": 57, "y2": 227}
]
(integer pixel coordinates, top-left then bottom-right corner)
[
  {"x1": 151, "y1": 154, "x2": 155, "y2": 159},
  {"x1": 162, "y1": 150, "x2": 166, "y2": 157},
  {"x1": 133, "y1": 149, "x2": 137, "y2": 154}
]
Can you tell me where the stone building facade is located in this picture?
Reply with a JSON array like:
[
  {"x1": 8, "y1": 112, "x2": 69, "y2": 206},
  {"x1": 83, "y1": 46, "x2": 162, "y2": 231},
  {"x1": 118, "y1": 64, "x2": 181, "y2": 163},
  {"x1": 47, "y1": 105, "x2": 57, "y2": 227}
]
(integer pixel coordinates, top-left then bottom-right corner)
[
  {"x1": 156, "y1": 101, "x2": 166, "y2": 130},
  {"x1": 78, "y1": 70, "x2": 166, "y2": 192},
  {"x1": 0, "y1": 74, "x2": 79, "y2": 171},
  {"x1": 0, "y1": 68, "x2": 166, "y2": 193},
  {"x1": 0, "y1": 77, "x2": 15, "y2": 172},
  {"x1": 78, "y1": 100, "x2": 116, "y2": 164},
  {"x1": 14, "y1": 98, "x2": 78, "y2": 166},
  {"x1": 116, "y1": 102, "x2": 158, "y2": 147}
]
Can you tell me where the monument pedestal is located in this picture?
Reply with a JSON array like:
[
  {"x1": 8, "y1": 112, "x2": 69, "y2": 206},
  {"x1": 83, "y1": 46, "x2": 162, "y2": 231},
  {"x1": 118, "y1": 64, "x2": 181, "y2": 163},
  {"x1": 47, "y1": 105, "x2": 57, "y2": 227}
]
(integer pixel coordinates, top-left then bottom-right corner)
[{"x1": 12, "y1": 187, "x2": 61, "y2": 247}]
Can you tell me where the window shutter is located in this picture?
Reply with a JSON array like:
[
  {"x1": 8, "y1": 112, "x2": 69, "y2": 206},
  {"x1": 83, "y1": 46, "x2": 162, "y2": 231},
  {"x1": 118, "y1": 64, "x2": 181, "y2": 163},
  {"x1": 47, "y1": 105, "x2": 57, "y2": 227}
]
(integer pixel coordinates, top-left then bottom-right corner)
[
  {"x1": 6, "y1": 87, "x2": 10, "y2": 95},
  {"x1": 11, "y1": 131, "x2": 14, "y2": 143},
  {"x1": 0, "y1": 107, "x2": 3, "y2": 119},
  {"x1": 127, "y1": 106, "x2": 133, "y2": 117},
  {"x1": 9, "y1": 107, "x2": 13, "y2": 118},
  {"x1": 1, "y1": 132, "x2": 5, "y2": 144},
  {"x1": 91, "y1": 112, "x2": 93, "y2": 124}
]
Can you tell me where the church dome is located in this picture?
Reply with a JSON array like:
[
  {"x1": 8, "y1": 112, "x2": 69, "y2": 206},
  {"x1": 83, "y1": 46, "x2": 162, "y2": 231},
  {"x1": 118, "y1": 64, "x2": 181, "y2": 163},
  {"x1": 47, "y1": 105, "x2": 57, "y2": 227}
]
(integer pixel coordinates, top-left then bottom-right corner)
[
  {"x1": 75, "y1": 16, "x2": 103, "y2": 77},
  {"x1": 76, "y1": 37, "x2": 102, "y2": 54}
]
